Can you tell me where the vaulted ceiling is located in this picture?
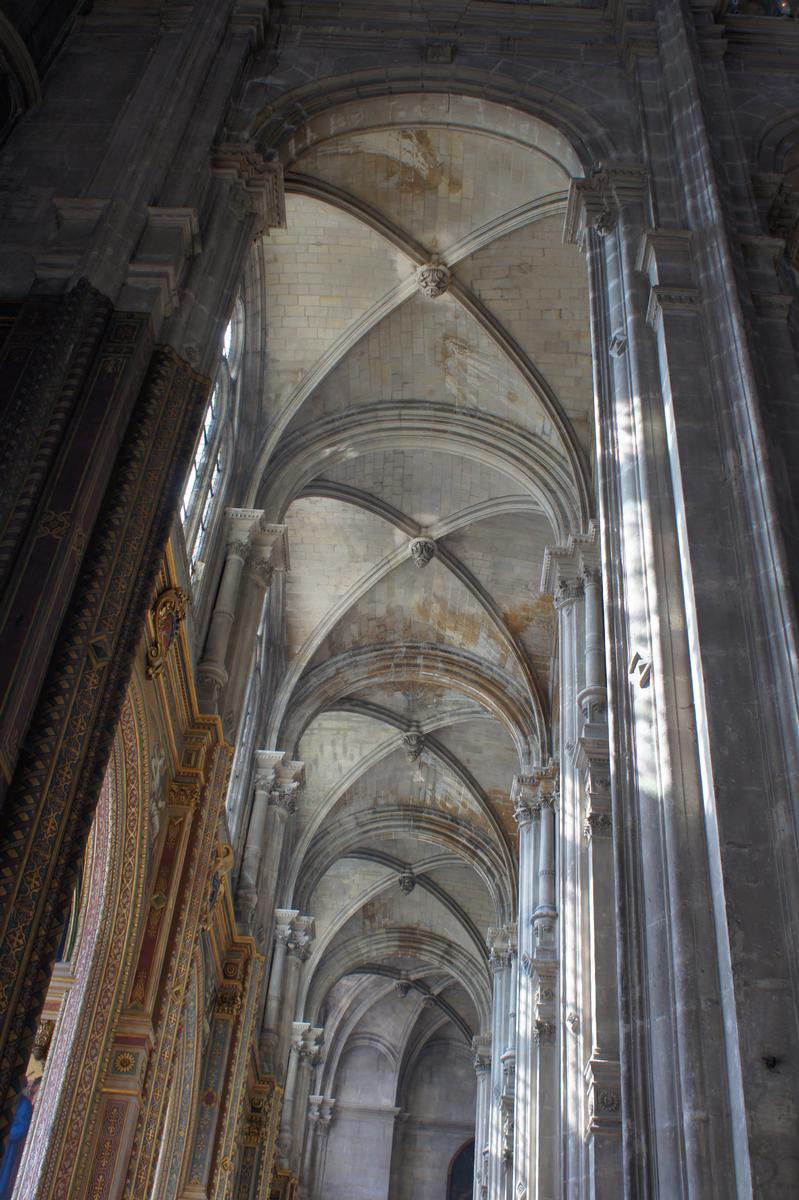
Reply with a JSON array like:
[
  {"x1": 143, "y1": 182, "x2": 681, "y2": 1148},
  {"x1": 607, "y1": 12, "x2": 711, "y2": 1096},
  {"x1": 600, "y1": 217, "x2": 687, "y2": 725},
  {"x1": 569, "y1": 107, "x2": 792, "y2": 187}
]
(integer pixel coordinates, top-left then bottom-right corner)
[{"x1": 245, "y1": 93, "x2": 593, "y2": 1113}]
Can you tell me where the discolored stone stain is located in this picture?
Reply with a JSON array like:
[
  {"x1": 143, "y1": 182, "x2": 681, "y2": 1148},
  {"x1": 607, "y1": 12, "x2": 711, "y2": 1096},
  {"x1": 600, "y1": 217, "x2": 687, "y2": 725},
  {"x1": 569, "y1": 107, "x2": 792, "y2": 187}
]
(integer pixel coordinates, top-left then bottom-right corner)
[
  {"x1": 316, "y1": 128, "x2": 463, "y2": 196},
  {"x1": 503, "y1": 594, "x2": 555, "y2": 639},
  {"x1": 413, "y1": 593, "x2": 505, "y2": 653},
  {"x1": 487, "y1": 788, "x2": 519, "y2": 839},
  {"x1": 438, "y1": 333, "x2": 502, "y2": 410},
  {"x1": 425, "y1": 787, "x2": 494, "y2": 833}
]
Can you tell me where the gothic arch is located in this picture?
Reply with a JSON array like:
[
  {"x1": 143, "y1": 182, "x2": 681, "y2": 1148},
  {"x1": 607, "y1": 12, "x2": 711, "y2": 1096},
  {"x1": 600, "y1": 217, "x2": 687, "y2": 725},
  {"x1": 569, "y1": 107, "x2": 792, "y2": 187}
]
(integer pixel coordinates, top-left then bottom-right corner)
[
  {"x1": 16, "y1": 673, "x2": 150, "y2": 1200},
  {"x1": 289, "y1": 808, "x2": 512, "y2": 925},
  {"x1": 270, "y1": 491, "x2": 547, "y2": 735},
  {"x1": 276, "y1": 642, "x2": 541, "y2": 762},
  {"x1": 252, "y1": 404, "x2": 583, "y2": 539},
  {"x1": 248, "y1": 76, "x2": 620, "y2": 170},
  {"x1": 301, "y1": 927, "x2": 492, "y2": 1032},
  {"x1": 754, "y1": 108, "x2": 799, "y2": 174}
]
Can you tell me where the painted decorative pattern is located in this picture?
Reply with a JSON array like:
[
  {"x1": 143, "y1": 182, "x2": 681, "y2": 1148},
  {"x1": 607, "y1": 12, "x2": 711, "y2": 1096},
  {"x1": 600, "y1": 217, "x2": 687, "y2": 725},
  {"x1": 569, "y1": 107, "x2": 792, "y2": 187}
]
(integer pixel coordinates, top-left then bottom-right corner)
[
  {"x1": 21, "y1": 687, "x2": 147, "y2": 1200},
  {"x1": 211, "y1": 953, "x2": 264, "y2": 1200},
  {"x1": 162, "y1": 960, "x2": 200, "y2": 1200},
  {"x1": 123, "y1": 741, "x2": 231, "y2": 1199},
  {"x1": 0, "y1": 347, "x2": 209, "y2": 1136}
]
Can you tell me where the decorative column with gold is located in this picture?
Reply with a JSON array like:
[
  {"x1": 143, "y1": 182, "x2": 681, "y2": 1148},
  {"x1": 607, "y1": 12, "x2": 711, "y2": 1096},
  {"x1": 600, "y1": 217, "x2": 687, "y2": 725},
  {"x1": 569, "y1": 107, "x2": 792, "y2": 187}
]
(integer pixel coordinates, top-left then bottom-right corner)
[{"x1": 233, "y1": 1075, "x2": 283, "y2": 1200}]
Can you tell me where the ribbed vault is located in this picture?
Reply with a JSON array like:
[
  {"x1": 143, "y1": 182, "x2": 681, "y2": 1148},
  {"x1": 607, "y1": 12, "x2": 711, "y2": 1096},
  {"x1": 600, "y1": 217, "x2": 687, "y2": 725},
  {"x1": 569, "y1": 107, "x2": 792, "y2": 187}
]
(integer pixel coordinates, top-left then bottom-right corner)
[{"x1": 244, "y1": 91, "x2": 593, "y2": 1173}]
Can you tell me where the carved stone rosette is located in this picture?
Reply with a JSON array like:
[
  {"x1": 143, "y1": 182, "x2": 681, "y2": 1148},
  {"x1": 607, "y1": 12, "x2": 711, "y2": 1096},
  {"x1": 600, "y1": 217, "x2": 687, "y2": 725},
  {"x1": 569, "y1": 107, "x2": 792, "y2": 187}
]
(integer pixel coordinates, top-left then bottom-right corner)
[
  {"x1": 409, "y1": 537, "x2": 436, "y2": 568},
  {"x1": 415, "y1": 263, "x2": 451, "y2": 298}
]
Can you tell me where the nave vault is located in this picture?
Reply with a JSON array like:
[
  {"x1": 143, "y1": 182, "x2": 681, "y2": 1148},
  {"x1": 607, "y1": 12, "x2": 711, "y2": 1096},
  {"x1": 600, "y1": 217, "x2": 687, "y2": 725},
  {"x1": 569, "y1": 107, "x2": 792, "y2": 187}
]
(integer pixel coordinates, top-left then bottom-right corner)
[{"x1": 0, "y1": 3, "x2": 797, "y2": 1199}]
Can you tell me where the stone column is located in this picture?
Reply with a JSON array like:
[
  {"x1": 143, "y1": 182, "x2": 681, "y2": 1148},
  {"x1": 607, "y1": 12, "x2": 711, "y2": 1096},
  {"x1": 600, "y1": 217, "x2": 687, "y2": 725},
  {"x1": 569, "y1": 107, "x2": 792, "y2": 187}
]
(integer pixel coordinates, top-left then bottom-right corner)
[
  {"x1": 275, "y1": 1024, "x2": 307, "y2": 1171},
  {"x1": 557, "y1": 570, "x2": 584, "y2": 1199},
  {"x1": 222, "y1": 523, "x2": 287, "y2": 737},
  {"x1": 237, "y1": 752, "x2": 280, "y2": 931},
  {"x1": 288, "y1": 1028, "x2": 324, "y2": 1181},
  {"x1": 302, "y1": 1095, "x2": 335, "y2": 1200},
  {"x1": 546, "y1": 539, "x2": 620, "y2": 1196},
  {"x1": 277, "y1": 1022, "x2": 321, "y2": 1175},
  {"x1": 486, "y1": 924, "x2": 515, "y2": 1200},
  {"x1": 196, "y1": 508, "x2": 262, "y2": 712},
  {"x1": 260, "y1": 909, "x2": 299, "y2": 1073},
  {"x1": 275, "y1": 918, "x2": 315, "y2": 1081},
  {"x1": 253, "y1": 781, "x2": 303, "y2": 945},
  {"x1": 566, "y1": 164, "x2": 742, "y2": 1197},
  {"x1": 472, "y1": 1035, "x2": 492, "y2": 1200},
  {"x1": 310, "y1": 1101, "x2": 334, "y2": 1200},
  {"x1": 511, "y1": 776, "x2": 536, "y2": 1199},
  {"x1": 526, "y1": 765, "x2": 559, "y2": 1200},
  {"x1": 577, "y1": 563, "x2": 621, "y2": 1198},
  {"x1": 237, "y1": 754, "x2": 303, "y2": 939}
]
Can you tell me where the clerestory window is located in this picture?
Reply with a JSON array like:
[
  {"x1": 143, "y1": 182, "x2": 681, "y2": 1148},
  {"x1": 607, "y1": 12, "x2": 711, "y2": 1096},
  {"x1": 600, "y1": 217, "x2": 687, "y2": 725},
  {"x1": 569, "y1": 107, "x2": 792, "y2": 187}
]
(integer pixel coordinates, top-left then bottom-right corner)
[{"x1": 181, "y1": 298, "x2": 244, "y2": 577}]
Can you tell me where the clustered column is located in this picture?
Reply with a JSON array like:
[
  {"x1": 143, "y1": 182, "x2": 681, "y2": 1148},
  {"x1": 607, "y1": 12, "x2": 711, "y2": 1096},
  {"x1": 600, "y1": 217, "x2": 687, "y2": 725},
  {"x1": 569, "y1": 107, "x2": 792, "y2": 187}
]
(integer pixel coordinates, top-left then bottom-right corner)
[
  {"x1": 472, "y1": 1034, "x2": 492, "y2": 1200},
  {"x1": 538, "y1": 528, "x2": 621, "y2": 1198},
  {"x1": 486, "y1": 923, "x2": 516, "y2": 1200},
  {"x1": 235, "y1": 752, "x2": 304, "y2": 942},
  {"x1": 510, "y1": 776, "x2": 536, "y2": 1199}
]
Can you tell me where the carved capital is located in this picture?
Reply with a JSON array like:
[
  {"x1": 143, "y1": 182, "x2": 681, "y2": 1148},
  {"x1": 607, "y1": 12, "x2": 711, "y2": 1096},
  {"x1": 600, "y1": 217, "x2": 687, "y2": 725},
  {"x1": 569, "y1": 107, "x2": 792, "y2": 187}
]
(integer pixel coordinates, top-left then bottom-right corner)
[
  {"x1": 212, "y1": 143, "x2": 286, "y2": 234},
  {"x1": 511, "y1": 774, "x2": 537, "y2": 828},
  {"x1": 216, "y1": 983, "x2": 243, "y2": 1018},
  {"x1": 534, "y1": 1018, "x2": 556, "y2": 1045},
  {"x1": 247, "y1": 551, "x2": 274, "y2": 589},
  {"x1": 584, "y1": 810, "x2": 612, "y2": 842},
  {"x1": 269, "y1": 784, "x2": 298, "y2": 816},
  {"x1": 564, "y1": 163, "x2": 647, "y2": 247},
  {"x1": 168, "y1": 779, "x2": 201, "y2": 809}
]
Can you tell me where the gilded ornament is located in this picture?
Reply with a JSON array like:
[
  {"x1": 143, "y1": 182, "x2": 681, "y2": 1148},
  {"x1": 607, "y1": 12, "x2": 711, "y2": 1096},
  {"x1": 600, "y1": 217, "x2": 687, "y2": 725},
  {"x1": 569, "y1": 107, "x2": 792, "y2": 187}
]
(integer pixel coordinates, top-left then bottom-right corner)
[
  {"x1": 112, "y1": 1050, "x2": 137, "y2": 1074},
  {"x1": 146, "y1": 587, "x2": 188, "y2": 679}
]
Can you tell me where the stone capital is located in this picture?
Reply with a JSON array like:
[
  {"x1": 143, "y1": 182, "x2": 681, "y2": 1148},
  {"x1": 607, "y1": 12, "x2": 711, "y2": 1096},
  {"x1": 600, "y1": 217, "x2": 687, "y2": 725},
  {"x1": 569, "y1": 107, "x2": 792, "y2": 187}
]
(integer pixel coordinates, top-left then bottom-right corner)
[
  {"x1": 541, "y1": 522, "x2": 599, "y2": 600},
  {"x1": 511, "y1": 774, "x2": 537, "y2": 828},
  {"x1": 212, "y1": 142, "x2": 286, "y2": 234},
  {"x1": 257, "y1": 520, "x2": 291, "y2": 571},
  {"x1": 563, "y1": 162, "x2": 647, "y2": 246},
  {"x1": 286, "y1": 914, "x2": 316, "y2": 960},
  {"x1": 224, "y1": 507, "x2": 262, "y2": 555},
  {"x1": 254, "y1": 749, "x2": 284, "y2": 792},
  {"x1": 290, "y1": 1021, "x2": 312, "y2": 1053},
  {"x1": 269, "y1": 784, "x2": 299, "y2": 816},
  {"x1": 585, "y1": 1056, "x2": 621, "y2": 1134}
]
